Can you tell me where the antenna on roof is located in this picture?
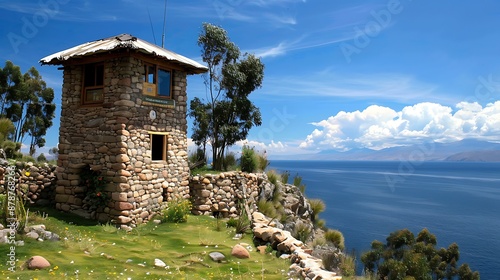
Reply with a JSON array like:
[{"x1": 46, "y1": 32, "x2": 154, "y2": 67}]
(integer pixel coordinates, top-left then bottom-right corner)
[
  {"x1": 161, "y1": 0, "x2": 168, "y2": 48},
  {"x1": 146, "y1": 6, "x2": 157, "y2": 45}
]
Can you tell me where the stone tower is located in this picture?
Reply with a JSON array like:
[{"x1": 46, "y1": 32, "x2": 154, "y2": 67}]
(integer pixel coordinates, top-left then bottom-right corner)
[{"x1": 40, "y1": 34, "x2": 207, "y2": 225}]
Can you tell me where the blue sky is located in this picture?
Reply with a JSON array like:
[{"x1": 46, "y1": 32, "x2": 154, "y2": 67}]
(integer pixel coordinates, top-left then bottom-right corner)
[{"x1": 1, "y1": 0, "x2": 500, "y2": 158}]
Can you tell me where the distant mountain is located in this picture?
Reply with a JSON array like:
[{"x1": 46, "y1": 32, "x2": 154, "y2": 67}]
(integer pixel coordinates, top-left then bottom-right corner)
[
  {"x1": 445, "y1": 150, "x2": 500, "y2": 162},
  {"x1": 273, "y1": 139, "x2": 500, "y2": 161}
]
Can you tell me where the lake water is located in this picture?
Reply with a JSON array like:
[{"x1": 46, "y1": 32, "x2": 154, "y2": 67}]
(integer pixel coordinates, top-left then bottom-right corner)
[{"x1": 269, "y1": 160, "x2": 500, "y2": 279}]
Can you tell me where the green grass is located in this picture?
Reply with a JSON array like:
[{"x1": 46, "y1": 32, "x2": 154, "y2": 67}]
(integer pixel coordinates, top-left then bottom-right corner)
[{"x1": 0, "y1": 207, "x2": 290, "y2": 279}]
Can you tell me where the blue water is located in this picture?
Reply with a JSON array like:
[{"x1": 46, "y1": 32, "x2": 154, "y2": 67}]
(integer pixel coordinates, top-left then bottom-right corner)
[{"x1": 269, "y1": 160, "x2": 500, "y2": 279}]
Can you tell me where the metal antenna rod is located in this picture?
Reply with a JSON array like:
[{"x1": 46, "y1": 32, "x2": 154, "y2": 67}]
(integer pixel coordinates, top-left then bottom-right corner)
[{"x1": 161, "y1": 0, "x2": 168, "y2": 48}]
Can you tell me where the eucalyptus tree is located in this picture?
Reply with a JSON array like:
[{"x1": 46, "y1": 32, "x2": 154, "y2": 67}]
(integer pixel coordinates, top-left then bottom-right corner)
[
  {"x1": 190, "y1": 23, "x2": 264, "y2": 170},
  {"x1": 0, "y1": 61, "x2": 55, "y2": 156}
]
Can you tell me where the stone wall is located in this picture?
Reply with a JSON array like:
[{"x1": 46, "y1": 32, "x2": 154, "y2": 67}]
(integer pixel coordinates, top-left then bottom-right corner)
[
  {"x1": 0, "y1": 162, "x2": 57, "y2": 206},
  {"x1": 57, "y1": 54, "x2": 190, "y2": 224},
  {"x1": 189, "y1": 172, "x2": 268, "y2": 217}
]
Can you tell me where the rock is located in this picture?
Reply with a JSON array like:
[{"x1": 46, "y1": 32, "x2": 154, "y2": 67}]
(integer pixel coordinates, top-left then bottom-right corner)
[
  {"x1": 232, "y1": 233, "x2": 243, "y2": 240},
  {"x1": 209, "y1": 252, "x2": 226, "y2": 262},
  {"x1": 27, "y1": 224, "x2": 46, "y2": 233},
  {"x1": 26, "y1": 231, "x2": 39, "y2": 239},
  {"x1": 154, "y1": 258, "x2": 167, "y2": 268},
  {"x1": 26, "y1": 256, "x2": 51, "y2": 270},
  {"x1": 231, "y1": 244, "x2": 250, "y2": 259},
  {"x1": 257, "y1": 245, "x2": 268, "y2": 254}
]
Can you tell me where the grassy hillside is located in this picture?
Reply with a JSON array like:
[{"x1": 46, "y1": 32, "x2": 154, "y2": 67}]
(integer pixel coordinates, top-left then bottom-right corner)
[{"x1": 0, "y1": 207, "x2": 291, "y2": 279}]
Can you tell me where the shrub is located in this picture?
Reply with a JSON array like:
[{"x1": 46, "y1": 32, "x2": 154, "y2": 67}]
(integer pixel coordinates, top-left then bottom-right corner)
[
  {"x1": 280, "y1": 171, "x2": 290, "y2": 184},
  {"x1": 325, "y1": 229, "x2": 345, "y2": 251},
  {"x1": 223, "y1": 152, "x2": 238, "y2": 171},
  {"x1": 161, "y1": 198, "x2": 192, "y2": 223},
  {"x1": 234, "y1": 204, "x2": 251, "y2": 234},
  {"x1": 20, "y1": 154, "x2": 35, "y2": 163},
  {"x1": 312, "y1": 236, "x2": 326, "y2": 248},
  {"x1": 1, "y1": 140, "x2": 21, "y2": 159},
  {"x1": 188, "y1": 148, "x2": 207, "y2": 168},
  {"x1": 316, "y1": 219, "x2": 326, "y2": 230},
  {"x1": 271, "y1": 181, "x2": 283, "y2": 205},
  {"x1": 293, "y1": 221, "x2": 312, "y2": 243},
  {"x1": 80, "y1": 166, "x2": 109, "y2": 212},
  {"x1": 226, "y1": 217, "x2": 238, "y2": 228},
  {"x1": 37, "y1": 153, "x2": 47, "y2": 162},
  {"x1": 266, "y1": 169, "x2": 279, "y2": 186},
  {"x1": 257, "y1": 199, "x2": 277, "y2": 219},
  {"x1": 293, "y1": 173, "x2": 306, "y2": 193},
  {"x1": 240, "y1": 145, "x2": 258, "y2": 173},
  {"x1": 339, "y1": 254, "x2": 356, "y2": 276},
  {"x1": 309, "y1": 198, "x2": 326, "y2": 224},
  {"x1": 322, "y1": 251, "x2": 338, "y2": 272},
  {"x1": 256, "y1": 151, "x2": 270, "y2": 171}
]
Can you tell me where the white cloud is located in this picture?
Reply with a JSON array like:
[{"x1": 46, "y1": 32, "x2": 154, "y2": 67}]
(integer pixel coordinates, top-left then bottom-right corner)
[{"x1": 300, "y1": 101, "x2": 500, "y2": 151}]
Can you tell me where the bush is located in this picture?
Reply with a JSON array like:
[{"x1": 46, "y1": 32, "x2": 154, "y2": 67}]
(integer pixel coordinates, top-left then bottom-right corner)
[
  {"x1": 223, "y1": 152, "x2": 237, "y2": 171},
  {"x1": 20, "y1": 154, "x2": 35, "y2": 163},
  {"x1": 37, "y1": 153, "x2": 47, "y2": 162},
  {"x1": 308, "y1": 199, "x2": 326, "y2": 225},
  {"x1": 271, "y1": 181, "x2": 283, "y2": 205},
  {"x1": 188, "y1": 148, "x2": 207, "y2": 168},
  {"x1": 240, "y1": 146, "x2": 258, "y2": 173},
  {"x1": 256, "y1": 151, "x2": 269, "y2": 171},
  {"x1": 226, "y1": 217, "x2": 238, "y2": 228},
  {"x1": 339, "y1": 254, "x2": 356, "y2": 276},
  {"x1": 257, "y1": 199, "x2": 277, "y2": 219},
  {"x1": 161, "y1": 198, "x2": 192, "y2": 223},
  {"x1": 293, "y1": 173, "x2": 306, "y2": 193},
  {"x1": 316, "y1": 219, "x2": 326, "y2": 230},
  {"x1": 1, "y1": 140, "x2": 21, "y2": 159},
  {"x1": 280, "y1": 171, "x2": 290, "y2": 184},
  {"x1": 80, "y1": 166, "x2": 109, "y2": 212},
  {"x1": 312, "y1": 236, "x2": 326, "y2": 248},
  {"x1": 362, "y1": 228, "x2": 480, "y2": 279},
  {"x1": 234, "y1": 203, "x2": 251, "y2": 234},
  {"x1": 293, "y1": 221, "x2": 312, "y2": 243},
  {"x1": 325, "y1": 229, "x2": 345, "y2": 251},
  {"x1": 266, "y1": 169, "x2": 279, "y2": 186}
]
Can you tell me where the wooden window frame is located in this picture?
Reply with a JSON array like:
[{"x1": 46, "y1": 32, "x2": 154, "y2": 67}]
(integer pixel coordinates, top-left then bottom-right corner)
[
  {"x1": 143, "y1": 63, "x2": 173, "y2": 99},
  {"x1": 150, "y1": 132, "x2": 168, "y2": 162},
  {"x1": 82, "y1": 63, "x2": 104, "y2": 105}
]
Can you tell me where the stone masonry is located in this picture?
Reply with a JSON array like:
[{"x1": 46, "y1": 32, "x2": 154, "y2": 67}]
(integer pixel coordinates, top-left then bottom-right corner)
[{"x1": 56, "y1": 55, "x2": 190, "y2": 224}]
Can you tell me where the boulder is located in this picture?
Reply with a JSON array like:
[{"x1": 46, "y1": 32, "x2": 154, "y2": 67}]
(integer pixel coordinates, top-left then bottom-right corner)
[
  {"x1": 26, "y1": 256, "x2": 51, "y2": 270},
  {"x1": 26, "y1": 231, "x2": 39, "y2": 239},
  {"x1": 231, "y1": 244, "x2": 250, "y2": 259}
]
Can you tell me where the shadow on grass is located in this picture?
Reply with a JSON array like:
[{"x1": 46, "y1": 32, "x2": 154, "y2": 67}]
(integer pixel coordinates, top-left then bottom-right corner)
[{"x1": 28, "y1": 206, "x2": 100, "y2": 226}]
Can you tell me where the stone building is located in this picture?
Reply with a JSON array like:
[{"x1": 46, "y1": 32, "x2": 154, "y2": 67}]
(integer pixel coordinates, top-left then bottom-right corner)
[{"x1": 40, "y1": 34, "x2": 207, "y2": 224}]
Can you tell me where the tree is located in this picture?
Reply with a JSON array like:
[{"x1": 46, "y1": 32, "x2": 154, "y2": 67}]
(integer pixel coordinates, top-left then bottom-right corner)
[
  {"x1": 0, "y1": 61, "x2": 23, "y2": 116},
  {"x1": 0, "y1": 61, "x2": 55, "y2": 156},
  {"x1": 190, "y1": 23, "x2": 264, "y2": 170},
  {"x1": 361, "y1": 228, "x2": 480, "y2": 280}
]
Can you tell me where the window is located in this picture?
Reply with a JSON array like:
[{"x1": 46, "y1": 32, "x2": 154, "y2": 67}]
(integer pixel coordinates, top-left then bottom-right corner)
[
  {"x1": 83, "y1": 63, "x2": 104, "y2": 104},
  {"x1": 143, "y1": 63, "x2": 172, "y2": 98},
  {"x1": 151, "y1": 133, "x2": 167, "y2": 161}
]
